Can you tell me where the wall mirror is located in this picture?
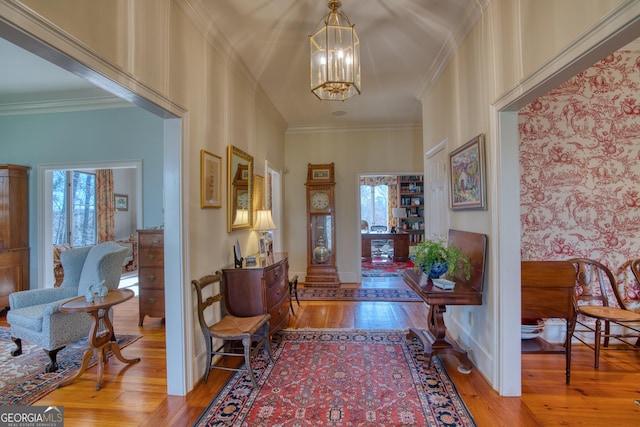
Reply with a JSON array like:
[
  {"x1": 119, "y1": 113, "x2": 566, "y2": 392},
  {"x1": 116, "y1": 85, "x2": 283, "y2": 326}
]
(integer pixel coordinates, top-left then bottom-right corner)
[{"x1": 227, "y1": 145, "x2": 254, "y2": 232}]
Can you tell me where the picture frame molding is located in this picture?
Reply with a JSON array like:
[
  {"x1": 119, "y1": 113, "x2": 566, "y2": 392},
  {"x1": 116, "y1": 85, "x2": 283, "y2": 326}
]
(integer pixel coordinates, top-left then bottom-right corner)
[
  {"x1": 201, "y1": 149, "x2": 222, "y2": 209},
  {"x1": 449, "y1": 134, "x2": 487, "y2": 210}
]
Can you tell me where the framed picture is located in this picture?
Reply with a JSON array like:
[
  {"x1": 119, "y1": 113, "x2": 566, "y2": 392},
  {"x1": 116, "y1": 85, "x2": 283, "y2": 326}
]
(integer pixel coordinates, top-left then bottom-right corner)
[
  {"x1": 114, "y1": 194, "x2": 128, "y2": 211},
  {"x1": 449, "y1": 134, "x2": 486, "y2": 210},
  {"x1": 307, "y1": 163, "x2": 335, "y2": 184},
  {"x1": 253, "y1": 174, "x2": 265, "y2": 211},
  {"x1": 201, "y1": 150, "x2": 222, "y2": 208}
]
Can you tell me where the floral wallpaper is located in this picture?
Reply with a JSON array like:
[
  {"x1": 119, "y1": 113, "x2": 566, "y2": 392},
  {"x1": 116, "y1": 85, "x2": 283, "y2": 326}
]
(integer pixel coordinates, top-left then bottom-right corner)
[{"x1": 519, "y1": 49, "x2": 640, "y2": 308}]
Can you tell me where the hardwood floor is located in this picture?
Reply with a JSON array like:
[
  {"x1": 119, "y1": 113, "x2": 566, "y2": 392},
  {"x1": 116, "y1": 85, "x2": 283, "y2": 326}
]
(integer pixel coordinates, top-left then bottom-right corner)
[{"x1": 2, "y1": 276, "x2": 640, "y2": 426}]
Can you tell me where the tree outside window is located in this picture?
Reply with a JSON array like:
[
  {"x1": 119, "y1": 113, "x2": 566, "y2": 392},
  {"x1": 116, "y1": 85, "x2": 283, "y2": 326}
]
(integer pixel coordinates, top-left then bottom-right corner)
[
  {"x1": 52, "y1": 170, "x2": 97, "y2": 247},
  {"x1": 360, "y1": 184, "x2": 389, "y2": 228}
]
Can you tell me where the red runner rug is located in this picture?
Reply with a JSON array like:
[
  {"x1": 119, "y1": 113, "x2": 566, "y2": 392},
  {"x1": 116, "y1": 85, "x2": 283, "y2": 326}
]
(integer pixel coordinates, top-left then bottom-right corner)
[
  {"x1": 362, "y1": 260, "x2": 414, "y2": 277},
  {"x1": 195, "y1": 329, "x2": 476, "y2": 426}
]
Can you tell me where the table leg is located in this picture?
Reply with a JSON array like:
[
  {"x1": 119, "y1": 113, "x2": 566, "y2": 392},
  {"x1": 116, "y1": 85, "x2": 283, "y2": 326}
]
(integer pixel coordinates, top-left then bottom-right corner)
[
  {"x1": 407, "y1": 303, "x2": 474, "y2": 373},
  {"x1": 61, "y1": 308, "x2": 140, "y2": 390}
]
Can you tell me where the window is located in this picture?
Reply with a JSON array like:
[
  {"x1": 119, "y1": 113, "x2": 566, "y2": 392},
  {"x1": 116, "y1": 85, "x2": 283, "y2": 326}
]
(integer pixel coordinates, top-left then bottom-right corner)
[
  {"x1": 52, "y1": 170, "x2": 97, "y2": 246},
  {"x1": 360, "y1": 184, "x2": 389, "y2": 228}
]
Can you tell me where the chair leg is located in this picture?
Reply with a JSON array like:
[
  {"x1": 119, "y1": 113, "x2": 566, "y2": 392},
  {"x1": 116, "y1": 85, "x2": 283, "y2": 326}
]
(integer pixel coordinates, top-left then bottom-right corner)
[
  {"x1": 262, "y1": 323, "x2": 274, "y2": 364},
  {"x1": 10, "y1": 337, "x2": 22, "y2": 356},
  {"x1": 594, "y1": 319, "x2": 602, "y2": 369},
  {"x1": 45, "y1": 347, "x2": 64, "y2": 373},
  {"x1": 603, "y1": 320, "x2": 610, "y2": 348},
  {"x1": 203, "y1": 336, "x2": 213, "y2": 384},
  {"x1": 294, "y1": 278, "x2": 300, "y2": 307},
  {"x1": 243, "y1": 336, "x2": 258, "y2": 388}
]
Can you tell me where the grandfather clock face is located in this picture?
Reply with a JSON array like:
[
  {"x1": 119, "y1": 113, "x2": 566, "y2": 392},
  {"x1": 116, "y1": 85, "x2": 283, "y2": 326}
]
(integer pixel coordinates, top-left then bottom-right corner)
[{"x1": 305, "y1": 163, "x2": 339, "y2": 286}]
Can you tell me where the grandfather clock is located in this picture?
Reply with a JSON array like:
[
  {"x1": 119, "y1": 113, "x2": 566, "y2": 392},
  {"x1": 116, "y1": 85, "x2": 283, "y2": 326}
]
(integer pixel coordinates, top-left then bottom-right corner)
[{"x1": 305, "y1": 163, "x2": 340, "y2": 287}]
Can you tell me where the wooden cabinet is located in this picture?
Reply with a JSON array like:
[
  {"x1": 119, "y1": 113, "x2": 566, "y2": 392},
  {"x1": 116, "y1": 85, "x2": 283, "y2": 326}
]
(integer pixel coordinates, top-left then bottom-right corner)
[
  {"x1": 221, "y1": 253, "x2": 289, "y2": 334},
  {"x1": 137, "y1": 229, "x2": 164, "y2": 326},
  {"x1": 521, "y1": 261, "x2": 576, "y2": 384},
  {"x1": 0, "y1": 165, "x2": 30, "y2": 311},
  {"x1": 397, "y1": 175, "x2": 424, "y2": 246}
]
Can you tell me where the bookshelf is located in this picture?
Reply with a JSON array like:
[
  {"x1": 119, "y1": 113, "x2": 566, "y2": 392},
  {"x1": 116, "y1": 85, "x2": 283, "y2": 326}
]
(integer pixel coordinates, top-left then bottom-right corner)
[{"x1": 397, "y1": 175, "x2": 424, "y2": 246}]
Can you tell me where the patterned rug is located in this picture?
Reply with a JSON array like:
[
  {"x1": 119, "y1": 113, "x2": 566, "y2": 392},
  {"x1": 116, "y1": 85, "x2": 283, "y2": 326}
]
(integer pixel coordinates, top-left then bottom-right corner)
[
  {"x1": 362, "y1": 260, "x2": 414, "y2": 277},
  {"x1": 298, "y1": 287, "x2": 421, "y2": 302},
  {"x1": 0, "y1": 326, "x2": 141, "y2": 406},
  {"x1": 195, "y1": 329, "x2": 476, "y2": 426}
]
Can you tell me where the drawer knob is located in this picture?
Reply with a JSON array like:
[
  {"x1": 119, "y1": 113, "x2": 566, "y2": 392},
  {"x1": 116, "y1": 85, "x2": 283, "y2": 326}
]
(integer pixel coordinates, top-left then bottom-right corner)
[
  {"x1": 148, "y1": 297, "x2": 157, "y2": 303},
  {"x1": 275, "y1": 271, "x2": 280, "y2": 277},
  {"x1": 151, "y1": 238, "x2": 160, "y2": 244},
  {"x1": 147, "y1": 275, "x2": 156, "y2": 281},
  {"x1": 147, "y1": 255, "x2": 155, "y2": 260},
  {"x1": 278, "y1": 308, "x2": 283, "y2": 316}
]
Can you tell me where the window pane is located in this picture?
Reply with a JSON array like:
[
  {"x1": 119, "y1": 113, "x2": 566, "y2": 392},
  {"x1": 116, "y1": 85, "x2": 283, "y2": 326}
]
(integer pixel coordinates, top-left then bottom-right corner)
[
  {"x1": 373, "y1": 185, "x2": 388, "y2": 226},
  {"x1": 72, "y1": 172, "x2": 97, "y2": 246},
  {"x1": 360, "y1": 185, "x2": 372, "y2": 225},
  {"x1": 52, "y1": 170, "x2": 68, "y2": 245}
]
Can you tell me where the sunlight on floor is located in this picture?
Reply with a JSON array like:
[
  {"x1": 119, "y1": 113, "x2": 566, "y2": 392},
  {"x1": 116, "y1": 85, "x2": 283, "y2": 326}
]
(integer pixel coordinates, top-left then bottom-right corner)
[{"x1": 118, "y1": 271, "x2": 139, "y2": 296}]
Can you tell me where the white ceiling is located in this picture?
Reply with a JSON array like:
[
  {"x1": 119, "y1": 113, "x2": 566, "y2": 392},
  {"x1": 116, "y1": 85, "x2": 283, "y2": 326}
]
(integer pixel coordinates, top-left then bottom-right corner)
[{"x1": 0, "y1": 0, "x2": 487, "y2": 129}]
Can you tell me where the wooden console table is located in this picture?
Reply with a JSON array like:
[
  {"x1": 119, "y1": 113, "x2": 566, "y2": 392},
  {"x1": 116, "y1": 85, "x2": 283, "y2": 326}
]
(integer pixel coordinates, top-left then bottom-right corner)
[
  {"x1": 521, "y1": 260, "x2": 576, "y2": 384},
  {"x1": 361, "y1": 232, "x2": 409, "y2": 261},
  {"x1": 60, "y1": 289, "x2": 140, "y2": 390},
  {"x1": 404, "y1": 229, "x2": 487, "y2": 372}
]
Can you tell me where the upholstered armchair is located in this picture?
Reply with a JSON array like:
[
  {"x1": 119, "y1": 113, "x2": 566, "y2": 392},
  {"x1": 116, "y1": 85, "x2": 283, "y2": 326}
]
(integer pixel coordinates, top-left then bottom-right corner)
[{"x1": 7, "y1": 241, "x2": 128, "y2": 372}]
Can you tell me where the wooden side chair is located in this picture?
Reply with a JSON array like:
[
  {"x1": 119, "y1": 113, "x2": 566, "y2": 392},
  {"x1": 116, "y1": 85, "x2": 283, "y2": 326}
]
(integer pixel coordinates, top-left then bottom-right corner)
[
  {"x1": 569, "y1": 258, "x2": 640, "y2": 368},
  {"x1": 192, "y1": 272, "x2": 273, "y2": 387},
  {"x1": 289, "y1": 275, "x2": 300, "y2": 315}
]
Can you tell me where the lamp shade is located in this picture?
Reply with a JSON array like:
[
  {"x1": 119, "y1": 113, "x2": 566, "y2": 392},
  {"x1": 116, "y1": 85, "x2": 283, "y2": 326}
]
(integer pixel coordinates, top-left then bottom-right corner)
[
  {"x1": 392, "y1": 208, "x2": 407, "y2": 218},
  {"x1": 232, "y1": 209, "x2": 249, "y2": 226},
  {"x1": 254, "y1": 210, "x2": 277, "y2": 231}
]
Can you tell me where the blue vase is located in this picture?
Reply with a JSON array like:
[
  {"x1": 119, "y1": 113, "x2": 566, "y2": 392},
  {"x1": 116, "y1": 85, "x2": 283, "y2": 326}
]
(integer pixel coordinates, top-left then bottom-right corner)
[{"x1": 428, "y1": 262, "x2": 448, "y2": 278}]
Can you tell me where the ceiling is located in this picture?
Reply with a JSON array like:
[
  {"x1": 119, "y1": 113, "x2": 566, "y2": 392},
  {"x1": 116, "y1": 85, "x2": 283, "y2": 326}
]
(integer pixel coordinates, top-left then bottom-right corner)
[{"x1": 0, "y1": 0, "x2": 487, "y2": 129}]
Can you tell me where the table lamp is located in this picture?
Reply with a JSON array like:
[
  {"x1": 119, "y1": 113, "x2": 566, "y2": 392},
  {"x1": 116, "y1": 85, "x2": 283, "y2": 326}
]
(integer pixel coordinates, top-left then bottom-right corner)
[
  {"x1": 392, "y1": 207, "x2": 407, "y2": 231},
  {"x1": 253, "y1": 209, "x2": 277, "y2": 257}
]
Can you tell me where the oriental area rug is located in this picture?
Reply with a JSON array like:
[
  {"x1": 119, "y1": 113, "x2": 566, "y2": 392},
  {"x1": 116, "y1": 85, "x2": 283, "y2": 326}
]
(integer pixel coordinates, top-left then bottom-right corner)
[
  {"x1": 195, "y1": 329, "x2": 476, "y2": 426},
  {"x1": 0, "y1": 326, "x2": 141, "y2": 406},
  {"x1": 297, "y1": 287, "x2": 421, "y2": 302},
  {"x1": 362, "y1": 260, "x2": 415, "y2": 277}
]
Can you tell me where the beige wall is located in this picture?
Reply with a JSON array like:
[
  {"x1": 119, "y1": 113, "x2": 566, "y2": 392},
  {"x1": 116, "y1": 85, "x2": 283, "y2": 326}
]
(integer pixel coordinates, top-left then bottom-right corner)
[
  {"x1": 421, "y1": 0, "x2": 629, "y2": 392},
  {"x1": 284, "y1": 127, "x2": 423, "y2": 281}
]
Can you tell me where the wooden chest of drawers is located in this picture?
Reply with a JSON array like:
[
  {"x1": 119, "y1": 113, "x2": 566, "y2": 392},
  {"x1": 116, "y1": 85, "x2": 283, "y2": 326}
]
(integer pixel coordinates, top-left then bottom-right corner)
[
  {"x1": 137, "y1": 229, "x2": 164, "y2": 326},
  {"x1": 221, "y1": 253, "x2": 289, "y2": 334}
]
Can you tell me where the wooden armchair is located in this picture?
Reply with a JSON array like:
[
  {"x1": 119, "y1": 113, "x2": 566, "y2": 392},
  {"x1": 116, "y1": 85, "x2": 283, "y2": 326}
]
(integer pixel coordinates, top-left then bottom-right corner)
[
  {"x1": 569, "y1": 258, "x2": 640, "y2": 368},
  {"x1": 192, "y1": 272, "x2": 273, "y2": 387}
]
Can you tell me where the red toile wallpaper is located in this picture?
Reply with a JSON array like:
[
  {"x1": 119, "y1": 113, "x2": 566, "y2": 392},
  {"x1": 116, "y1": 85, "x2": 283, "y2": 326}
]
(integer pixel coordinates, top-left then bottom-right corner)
[{"x1": 519, "y1": 50, "x2": 640, "y2": 309}]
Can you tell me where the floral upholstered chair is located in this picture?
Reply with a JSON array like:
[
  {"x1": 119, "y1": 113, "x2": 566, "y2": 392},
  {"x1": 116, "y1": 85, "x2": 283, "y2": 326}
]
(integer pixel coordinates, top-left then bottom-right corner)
[{"x1": 7, "y1": 241, "x2": 128, "y2": 372}]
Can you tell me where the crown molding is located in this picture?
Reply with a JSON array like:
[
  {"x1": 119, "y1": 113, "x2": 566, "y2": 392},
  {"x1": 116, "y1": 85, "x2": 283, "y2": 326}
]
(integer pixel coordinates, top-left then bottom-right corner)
[
  {"x1": 286, "y1": 122, "x2": 422, "y2": 135},
  {"x1": 0, "y1": 96, "x2": 133, "y2": 116},
  {"x1": 414, "y1": 0, "x2": 490, "y2": 101}
]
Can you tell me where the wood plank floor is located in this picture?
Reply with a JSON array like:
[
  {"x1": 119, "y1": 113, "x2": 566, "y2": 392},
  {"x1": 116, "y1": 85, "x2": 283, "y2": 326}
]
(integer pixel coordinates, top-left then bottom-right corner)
[{"x1": 2, "y1": 276, "x2": 640, "y2": 426}]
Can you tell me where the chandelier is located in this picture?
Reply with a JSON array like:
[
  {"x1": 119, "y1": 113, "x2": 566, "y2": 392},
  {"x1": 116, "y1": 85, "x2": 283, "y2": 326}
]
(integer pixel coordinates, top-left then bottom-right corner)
[{"x1": 309, "y1": 1, "x2": 361, "y2": 101}]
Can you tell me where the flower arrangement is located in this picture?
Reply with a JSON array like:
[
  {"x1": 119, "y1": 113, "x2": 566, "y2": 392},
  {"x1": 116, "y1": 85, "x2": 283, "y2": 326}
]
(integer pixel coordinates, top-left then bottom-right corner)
[{"x1": 413, "y1": 238, "x2": 471, "y2": 279}]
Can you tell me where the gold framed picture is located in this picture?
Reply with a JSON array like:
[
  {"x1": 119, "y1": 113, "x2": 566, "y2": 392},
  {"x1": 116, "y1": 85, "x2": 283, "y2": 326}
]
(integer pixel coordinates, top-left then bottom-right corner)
[{"x1": 201, "y1": 150, "x2": 222, "y2": 208}]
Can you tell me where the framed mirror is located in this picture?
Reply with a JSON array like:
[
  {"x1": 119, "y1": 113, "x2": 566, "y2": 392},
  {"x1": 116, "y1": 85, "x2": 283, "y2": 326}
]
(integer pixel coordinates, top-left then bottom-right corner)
[{"x1": 227, "y1": 145, "x2": 254, "y2": 232}]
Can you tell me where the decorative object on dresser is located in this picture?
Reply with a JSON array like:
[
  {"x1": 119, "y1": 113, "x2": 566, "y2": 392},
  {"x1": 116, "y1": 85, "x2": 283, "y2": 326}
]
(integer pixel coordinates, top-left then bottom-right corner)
[
  {"x1": 137, "y1": 229, "x2": 165, "y2": 326},
  {"x1": 0, "y1": 164, "x2": 30, "y2": 312},
  {"x1": 221, "y1": 253, "x2": 290, "y2": 334},
  {"x1": 305, "y1": 163, "x2": 339, "y2": 287}
]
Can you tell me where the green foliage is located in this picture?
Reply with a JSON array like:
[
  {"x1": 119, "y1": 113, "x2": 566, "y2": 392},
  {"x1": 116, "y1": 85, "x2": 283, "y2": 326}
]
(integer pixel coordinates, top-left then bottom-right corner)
[{"x1": 413, "y1": 238, "x2": 471, "y2": 280}]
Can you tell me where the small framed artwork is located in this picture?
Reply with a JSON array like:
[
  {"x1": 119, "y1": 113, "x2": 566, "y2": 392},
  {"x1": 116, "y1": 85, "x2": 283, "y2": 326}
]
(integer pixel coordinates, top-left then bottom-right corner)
[
  {"x1": 201, "y1": 150, "x2": 222, "y2": 208},
  {"x1": 449, "y1": 134, "x2": 487, "y2": 210},
  {"x1": 307, "y1": 162, "x2": 335, "y2": 184},
  {"x1": 114, "y1": 194, "x2": 128, "y2": 211}
]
